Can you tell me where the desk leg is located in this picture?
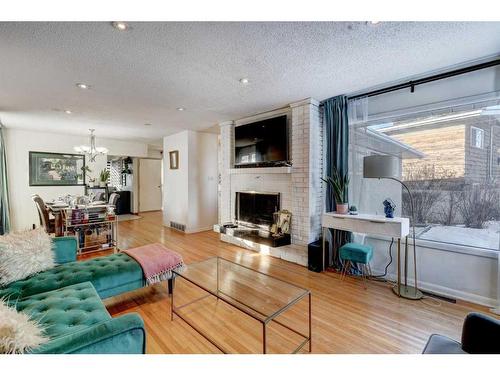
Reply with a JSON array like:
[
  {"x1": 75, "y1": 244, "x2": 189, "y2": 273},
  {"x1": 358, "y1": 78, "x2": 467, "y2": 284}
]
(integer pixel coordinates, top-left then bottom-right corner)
[
  {"x1": 396, "y1": 238, "x2": 401, "y2": 297},
  {"x1": 404, "y1": 235, "x2": 408, "y2": 287},
  {"x1": 322, "y1": 227, "x2": 326, "y2": 272}
]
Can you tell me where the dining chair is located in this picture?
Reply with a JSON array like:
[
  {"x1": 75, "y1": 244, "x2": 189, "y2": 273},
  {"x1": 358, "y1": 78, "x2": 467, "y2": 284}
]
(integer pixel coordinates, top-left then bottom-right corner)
[
  {"x1": 31, "y1": 194, "x2": 55, "y2": 233},
  {"x1": 108, "y1": 192, "x2": 120, "y2": 207}
]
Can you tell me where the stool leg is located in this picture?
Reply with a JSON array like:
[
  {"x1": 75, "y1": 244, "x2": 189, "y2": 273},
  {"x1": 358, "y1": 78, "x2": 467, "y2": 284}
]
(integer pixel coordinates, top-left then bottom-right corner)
[
  {"x1": 367, "y1": 264, "x2": 373, "y2": 277},
  {"x1": 361, "y1": 264, "x2": 368, "y2": 289},
  {"x1": 340, "y1": 260, "x2": 348, "y2": 281},
  {"x1": 340, "y1": 260, "x2": 345, "y2": 280}
]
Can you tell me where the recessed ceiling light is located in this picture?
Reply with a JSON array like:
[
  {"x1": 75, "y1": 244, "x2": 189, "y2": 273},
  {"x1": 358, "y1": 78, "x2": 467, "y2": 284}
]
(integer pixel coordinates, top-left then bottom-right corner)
[
  {"x1": 177, "y1": 107, "x2": 185, "y2": 111},
  {"x1": 76, "y1": 83, "x2": 90, "y2": 90},
  {"x1": 64, "y1": 109, "x2": 72, "y2": 114},
  {"x1": 239, "y1": 78, "x2": 249, "y2": 85},
  {"x1": 368, "y1": 21, "x2": 381, "y2": 25},
  {"x1": 112, "y1": 21, "x2": 129, "y2": 31}
]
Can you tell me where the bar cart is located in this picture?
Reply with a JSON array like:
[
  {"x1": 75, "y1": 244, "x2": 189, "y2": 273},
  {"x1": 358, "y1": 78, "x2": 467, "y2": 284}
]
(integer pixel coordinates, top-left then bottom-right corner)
[{"x1": 62, "y1": 205, "x2": 118, "y2": 254}]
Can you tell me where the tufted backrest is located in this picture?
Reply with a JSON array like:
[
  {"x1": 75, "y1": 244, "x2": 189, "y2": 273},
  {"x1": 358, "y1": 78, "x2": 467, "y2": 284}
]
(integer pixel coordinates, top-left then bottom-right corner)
[{"x1": 0, "y1": 252, "x2": 143, "y2": 301}]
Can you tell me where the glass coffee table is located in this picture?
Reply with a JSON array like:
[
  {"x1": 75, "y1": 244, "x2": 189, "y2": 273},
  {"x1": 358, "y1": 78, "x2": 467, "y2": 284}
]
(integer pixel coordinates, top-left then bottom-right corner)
[{"x1": 171, "y1": 257, "x2": 311, "y2": 354}]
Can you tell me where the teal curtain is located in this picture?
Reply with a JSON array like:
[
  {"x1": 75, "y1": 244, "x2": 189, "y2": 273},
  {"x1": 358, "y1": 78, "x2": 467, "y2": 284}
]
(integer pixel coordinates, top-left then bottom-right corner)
[
  {"x1": 0, "y1": 125, "x2": 11, "y2": 235},
  {"x1": 323, "y1": 95, "x2": 350, "y2": 269}
]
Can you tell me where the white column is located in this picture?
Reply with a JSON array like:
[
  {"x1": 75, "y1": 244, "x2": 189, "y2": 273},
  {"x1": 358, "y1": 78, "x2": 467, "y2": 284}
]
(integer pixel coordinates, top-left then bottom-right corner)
[
  {"x1": 289, "y1": 98, "x2": 322, "y2": 246},
  {"x1": 219, "y1": 121, "x2": 234, "y2": 224}
]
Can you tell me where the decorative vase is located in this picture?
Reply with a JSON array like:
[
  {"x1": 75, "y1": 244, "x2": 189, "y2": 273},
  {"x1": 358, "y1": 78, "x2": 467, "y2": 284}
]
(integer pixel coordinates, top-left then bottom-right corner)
[
  {"x1": 336, "y1": 203, "x2": 349, "y2": 214},
  {"x1": 99, "y1": 181, "x2": 106, "y2": 187},
  {"x1": 88, "y1": 181, "x2": 94, "y2": 188}
]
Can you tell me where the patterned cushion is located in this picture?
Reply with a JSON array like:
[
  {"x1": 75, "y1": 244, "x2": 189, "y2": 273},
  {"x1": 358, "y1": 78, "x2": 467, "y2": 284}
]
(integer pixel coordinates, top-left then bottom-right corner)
[
  {"x1": 15, "y1": 282, "x2": 110, "y2": 341},
  {"x1": 0, "y1": 253, "x2": 143, "y2": 300},
  {"x1": 339, "y1": 242, "x2": 373, "y2": 264}
]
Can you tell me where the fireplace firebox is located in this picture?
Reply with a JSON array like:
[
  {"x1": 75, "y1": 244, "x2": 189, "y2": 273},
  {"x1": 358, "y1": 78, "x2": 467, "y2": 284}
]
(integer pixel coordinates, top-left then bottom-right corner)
[
  {"x1": 217, "y1": 191, "x2": 291, "y2": 248},
  {"x1": 235, "y1": 191, "x2": 280, "y2": 229}
]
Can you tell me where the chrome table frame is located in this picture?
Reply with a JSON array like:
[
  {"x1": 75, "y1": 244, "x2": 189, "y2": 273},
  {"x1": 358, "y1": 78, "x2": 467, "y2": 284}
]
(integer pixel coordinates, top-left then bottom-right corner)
[{"x1": 171, "y1": 257, "x2": 312, "y2": 354}]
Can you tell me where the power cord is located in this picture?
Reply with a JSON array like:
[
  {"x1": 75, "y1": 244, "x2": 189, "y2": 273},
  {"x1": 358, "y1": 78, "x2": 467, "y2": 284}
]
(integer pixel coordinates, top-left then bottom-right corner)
[
  {"x1": 365, "y1": 238, "x2": 443, "y2": 307},
  {"x1": 368, "y1": 238, "x2": 393, "y2": 281}
]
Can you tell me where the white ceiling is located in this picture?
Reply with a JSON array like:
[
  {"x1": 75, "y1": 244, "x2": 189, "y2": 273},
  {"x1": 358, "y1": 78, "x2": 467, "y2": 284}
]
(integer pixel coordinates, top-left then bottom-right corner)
[{"x1": 0, "y1": 22, "x2": 499, "y2": 146}]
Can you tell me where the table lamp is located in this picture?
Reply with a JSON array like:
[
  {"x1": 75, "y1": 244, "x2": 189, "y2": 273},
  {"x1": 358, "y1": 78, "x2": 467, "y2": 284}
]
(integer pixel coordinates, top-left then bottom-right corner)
[{"x1": 363, "y1": 155, "x2": 423, "y2": 300}]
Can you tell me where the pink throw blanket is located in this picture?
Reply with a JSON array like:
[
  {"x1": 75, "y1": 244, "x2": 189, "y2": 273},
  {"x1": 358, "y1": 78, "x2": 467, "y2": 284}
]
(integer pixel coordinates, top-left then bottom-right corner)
[{"x1": 123, "y1": 243, "x2": 184, "y2": 285}]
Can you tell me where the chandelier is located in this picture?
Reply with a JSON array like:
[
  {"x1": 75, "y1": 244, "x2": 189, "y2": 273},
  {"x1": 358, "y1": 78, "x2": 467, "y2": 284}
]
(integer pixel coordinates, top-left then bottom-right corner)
[{"x1": 74, "y1": 129, "x2": 109, "y2": 162}]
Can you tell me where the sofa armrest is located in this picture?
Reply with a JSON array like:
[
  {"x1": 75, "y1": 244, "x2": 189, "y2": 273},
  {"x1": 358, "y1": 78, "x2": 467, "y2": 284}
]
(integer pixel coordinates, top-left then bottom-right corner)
[
  {"x1": 33, "y1": 313, "x2": 146, "y2": 354},
  {"x1": 461, "y1": 312, "x2": 500, "y2": 354},
  {"x1": 52, "y1": 236, "x2": 78, "y2": 264}
]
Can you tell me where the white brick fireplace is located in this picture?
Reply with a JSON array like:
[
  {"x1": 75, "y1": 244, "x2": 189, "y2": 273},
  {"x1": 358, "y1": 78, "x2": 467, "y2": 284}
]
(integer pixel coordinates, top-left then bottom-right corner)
[{"x1": 217, "y1": 98, "x2": 323, "y2": 266}]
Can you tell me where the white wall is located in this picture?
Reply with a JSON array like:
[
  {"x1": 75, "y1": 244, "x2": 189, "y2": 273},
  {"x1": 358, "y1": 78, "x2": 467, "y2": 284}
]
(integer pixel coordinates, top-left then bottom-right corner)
[
  {"x1": 4, "y1": 128, "x2": 148, "y2": 231},
  {"x1": 367, "y1": 236, "x2": 498, "y2": 307},
  {"x1": 163, "y1": 131, "x2": 189, "y2": 227},
  {"x1": 163, "y1": 130, "x2": 218, "y2": 233}
]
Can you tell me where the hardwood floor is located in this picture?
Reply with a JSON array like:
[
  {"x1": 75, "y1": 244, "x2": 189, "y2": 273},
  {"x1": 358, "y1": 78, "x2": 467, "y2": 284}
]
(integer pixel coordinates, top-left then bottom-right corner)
[{"x1": 91, "y1": 211, "x2": 491, "y2": 354}]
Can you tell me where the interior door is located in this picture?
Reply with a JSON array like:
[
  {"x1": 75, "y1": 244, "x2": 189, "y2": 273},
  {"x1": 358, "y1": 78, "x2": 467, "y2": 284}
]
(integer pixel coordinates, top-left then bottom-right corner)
[{"x1": 139, "y1": 158, "x2": 163, "y2": 212}]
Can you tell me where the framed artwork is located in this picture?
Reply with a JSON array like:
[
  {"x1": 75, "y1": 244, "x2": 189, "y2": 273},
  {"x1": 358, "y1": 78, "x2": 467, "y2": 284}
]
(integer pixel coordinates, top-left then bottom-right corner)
[
  {"x1": 29, "y1": 151, "x2": 86, "y2": 186},
  {"x1": 169, "y1": 150, "x2": 179, "y2": 169}
]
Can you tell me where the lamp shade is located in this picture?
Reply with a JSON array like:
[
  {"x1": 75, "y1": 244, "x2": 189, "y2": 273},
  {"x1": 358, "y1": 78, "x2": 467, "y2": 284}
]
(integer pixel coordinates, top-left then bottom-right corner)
[{"x1": 363, "y1": 155, "x2": 399, "y2": 179}]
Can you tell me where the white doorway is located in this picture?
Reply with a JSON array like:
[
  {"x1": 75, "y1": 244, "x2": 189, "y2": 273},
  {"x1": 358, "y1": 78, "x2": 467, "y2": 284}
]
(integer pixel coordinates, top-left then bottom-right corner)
[{"x1": 138, "y1": 158, "x2": 163, "y2": 212}]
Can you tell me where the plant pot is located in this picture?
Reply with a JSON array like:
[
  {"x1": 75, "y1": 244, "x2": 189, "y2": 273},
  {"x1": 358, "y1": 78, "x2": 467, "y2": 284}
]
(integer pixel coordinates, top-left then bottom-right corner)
[
  {"x1": 336, "y1": 203, "x2": 349, "y2": 214},
  {"x1": 99, "y1": 181, "x2": 106, "y2": 188},
  {"x1": 88, "y1": 182, "x2": 94, "y2": 188}
]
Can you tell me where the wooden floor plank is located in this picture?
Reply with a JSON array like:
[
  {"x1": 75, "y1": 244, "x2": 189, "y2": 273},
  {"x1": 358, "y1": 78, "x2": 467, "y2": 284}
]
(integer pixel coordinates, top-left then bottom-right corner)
[{"x1": 89, "y1": 211, "x2": 492, "y2": 354}]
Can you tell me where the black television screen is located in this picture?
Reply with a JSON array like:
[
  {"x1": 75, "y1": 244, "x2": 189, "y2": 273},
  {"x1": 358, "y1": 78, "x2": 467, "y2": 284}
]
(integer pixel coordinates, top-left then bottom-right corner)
[{"x1": 234, "y1": 115, "x2": 288, "y2": 167}]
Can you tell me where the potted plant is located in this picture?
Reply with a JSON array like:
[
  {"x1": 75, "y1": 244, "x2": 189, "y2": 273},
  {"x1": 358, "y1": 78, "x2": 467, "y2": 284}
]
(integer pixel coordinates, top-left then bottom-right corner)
[
  {"x1": 321, "y1": 166, "x2": 350, "y2": 214},
  {"x1": 79, "y1": 165, "x2": 92, "y2": 186},
  {"x1": 88, "y1": 177, "x2": 96, "y2": 188},
  {"x1": 99, "y1": 169, "x2": 110, "y2": 187}
]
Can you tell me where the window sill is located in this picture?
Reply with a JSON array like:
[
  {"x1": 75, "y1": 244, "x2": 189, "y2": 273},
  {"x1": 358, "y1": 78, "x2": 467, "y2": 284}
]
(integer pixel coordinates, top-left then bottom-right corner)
[{"x1": 366, "y1": 233, "x2": 499, "y2": 259}]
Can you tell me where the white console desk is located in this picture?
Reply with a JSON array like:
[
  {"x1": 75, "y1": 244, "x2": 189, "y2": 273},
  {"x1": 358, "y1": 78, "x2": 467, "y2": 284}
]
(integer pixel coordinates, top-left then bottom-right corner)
[{"x1": 322, "y1": 212, "x2": 414, "y2": 298}]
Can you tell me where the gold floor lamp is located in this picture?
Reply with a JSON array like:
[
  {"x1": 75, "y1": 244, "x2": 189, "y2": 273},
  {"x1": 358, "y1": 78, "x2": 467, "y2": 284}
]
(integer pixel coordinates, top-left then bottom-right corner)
[{"x1": 363, "y1": 155, "x2": 423, "y2": 300}]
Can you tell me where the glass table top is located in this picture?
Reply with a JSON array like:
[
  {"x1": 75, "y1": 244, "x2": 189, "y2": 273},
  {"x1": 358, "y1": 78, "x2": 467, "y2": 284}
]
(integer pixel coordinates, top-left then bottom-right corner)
[{"x1": 173, "y1": 257, "x2": 310, "y2": 322}]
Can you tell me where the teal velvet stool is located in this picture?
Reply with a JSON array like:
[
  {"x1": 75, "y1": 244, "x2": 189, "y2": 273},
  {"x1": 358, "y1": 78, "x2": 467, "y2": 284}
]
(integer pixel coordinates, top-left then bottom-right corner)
[{"x1": 339, "y1": 242, "x2": 373, "y2": 288}]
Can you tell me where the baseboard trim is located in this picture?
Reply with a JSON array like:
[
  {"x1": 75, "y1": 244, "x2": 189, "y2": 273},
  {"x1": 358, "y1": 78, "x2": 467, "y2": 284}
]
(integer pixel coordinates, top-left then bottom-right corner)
[
  {"x1": 184, "y1": 226, "x2": 212, "y2": 234},
  {"x1": 371, "y1": 267, "x2": 497, "y2": 307}
]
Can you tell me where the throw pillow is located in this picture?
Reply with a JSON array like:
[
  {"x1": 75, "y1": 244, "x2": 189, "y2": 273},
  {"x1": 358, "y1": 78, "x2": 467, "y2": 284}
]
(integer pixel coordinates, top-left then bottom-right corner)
[
  {"x1": 0, "y1": 299, "x2": 48, "y2": 353},
  {"x1": 0, "y1": 227, "x2": 55, "y2": 286}
]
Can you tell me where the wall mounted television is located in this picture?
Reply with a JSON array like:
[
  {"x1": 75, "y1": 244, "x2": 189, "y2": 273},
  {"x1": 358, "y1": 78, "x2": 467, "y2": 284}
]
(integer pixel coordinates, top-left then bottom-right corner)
[{"x1": 234, "y1": 115, "x2": 289, "y2": 168}]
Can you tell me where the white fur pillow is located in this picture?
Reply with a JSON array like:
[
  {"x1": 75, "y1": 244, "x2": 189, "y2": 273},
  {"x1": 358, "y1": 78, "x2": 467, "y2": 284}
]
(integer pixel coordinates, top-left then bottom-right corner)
[
  {"x1": 0, "y1": 227, "x2": 55, "y2": 286},
  {"x1": 0, "y1": 299, "x2": 48, "y2": 353}
]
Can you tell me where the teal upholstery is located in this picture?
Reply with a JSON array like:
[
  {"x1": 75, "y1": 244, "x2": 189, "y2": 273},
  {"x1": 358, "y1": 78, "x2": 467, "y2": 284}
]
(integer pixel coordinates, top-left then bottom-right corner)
[
  {"x1": 0, "y1": 252, "x2": 144, "y2": 300},
  {"x1": 15, "y1": 282, "x2": 145, "y2": 354},
  {"x1": 339, "y1": 242, "x2": 373, "y2": 264},
  {"x1": 0, "y1": 235, "x2": 182, "y2": 353},
  {"x1": 52, "y1": 236, "x2": 78, "y2": 264}
]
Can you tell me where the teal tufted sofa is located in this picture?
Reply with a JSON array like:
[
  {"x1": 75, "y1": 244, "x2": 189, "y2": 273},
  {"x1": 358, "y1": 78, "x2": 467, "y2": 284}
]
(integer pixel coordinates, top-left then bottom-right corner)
[
  {"x1": 0, "y1": 236, "x2": 161, "y2": 301},
  {"x1": 16, "y1": 282, "x2": 145, "y2": 354},
  {"x1": 0, "y1": 237, "x2": 151, "y2": 354}
]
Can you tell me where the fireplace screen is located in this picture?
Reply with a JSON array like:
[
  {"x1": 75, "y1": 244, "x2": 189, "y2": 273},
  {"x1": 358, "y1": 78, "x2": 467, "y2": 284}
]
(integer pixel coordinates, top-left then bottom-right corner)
[{"x1": 235, "y1": 192, "x2": 280, "y2": 228}]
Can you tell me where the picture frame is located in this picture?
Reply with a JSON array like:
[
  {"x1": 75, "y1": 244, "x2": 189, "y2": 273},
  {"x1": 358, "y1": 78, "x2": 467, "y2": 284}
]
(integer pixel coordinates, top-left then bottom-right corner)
[
  {"x1": 29, "y1": 151, "x2": 86, "y2": 186},
  {"x1": 169, "y1": 150, "x2": 179, "y2": 169}
]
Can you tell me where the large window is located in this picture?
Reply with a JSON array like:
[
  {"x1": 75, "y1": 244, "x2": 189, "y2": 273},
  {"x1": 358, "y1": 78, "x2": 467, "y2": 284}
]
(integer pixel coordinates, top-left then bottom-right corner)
[{"x1": 350, "y1": 96, "x2": 500, "y2": 251}]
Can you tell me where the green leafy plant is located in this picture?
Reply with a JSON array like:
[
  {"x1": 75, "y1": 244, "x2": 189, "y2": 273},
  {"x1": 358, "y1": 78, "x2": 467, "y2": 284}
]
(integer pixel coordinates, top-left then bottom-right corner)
[
  {"x1": 321, "y1": 166, "x2": 349, "y2": 204},
  {"x1": 99, "y1": 169, "x2": 110, "y2": 183},
  {"x1": 78, "y1": 165, "x2": 92, "y2": 181}
]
